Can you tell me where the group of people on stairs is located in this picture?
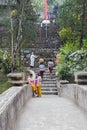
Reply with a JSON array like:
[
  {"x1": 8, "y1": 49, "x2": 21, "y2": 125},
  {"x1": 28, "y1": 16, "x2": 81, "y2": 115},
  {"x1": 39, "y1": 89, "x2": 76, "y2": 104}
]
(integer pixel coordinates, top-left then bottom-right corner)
[{"x1": 27, "y1": 51, "x2": 59, "y2": 97}]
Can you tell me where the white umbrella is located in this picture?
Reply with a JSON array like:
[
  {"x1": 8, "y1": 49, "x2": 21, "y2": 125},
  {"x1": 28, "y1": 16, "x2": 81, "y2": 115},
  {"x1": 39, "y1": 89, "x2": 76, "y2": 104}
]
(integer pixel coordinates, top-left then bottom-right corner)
[
  {"x1": 41, "y1": 19, "x2": 50, "y2": 38},
  {"x1": 42, "y1": 19, "x2": 50, "y2": 25}
]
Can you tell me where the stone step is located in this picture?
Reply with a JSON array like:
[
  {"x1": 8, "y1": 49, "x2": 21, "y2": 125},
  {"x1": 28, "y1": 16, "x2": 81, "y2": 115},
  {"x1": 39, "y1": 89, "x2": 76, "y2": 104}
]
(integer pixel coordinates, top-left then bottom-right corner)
[
  {"x1": 42, "y1": 82, "x2": 56, "y2": 85},
  {"x1": 34, "y1": 68, "x2": 56, "y2": 70},
  {"x1": 35, "y1": 68, "x2": 56, "y2": 71},
  {"x1": 42, "y1": 81, "x2": 56, "y2": 84},
  {"x1": 44, "y1": 72, "x2": 56, "y2": 75},
  {"x1": 42, "y1": 84, "x2": 56, "y2": 87},
  {"x1": 43, "y1": 78, "x2": 56, "y2": 81},
  {"x1": 43, "y1": 74, "x2": 56, "y2": 77},
  {"x1": 35, "y1": 72, "x2": 56, "y2": 75},
  {"x1": 42, "y1": 87, "x2": 57, "y2": 91},
  {"x1": 42, "y1": 91, "x2": 58, "y2": 95},
  {"x1": 43, "y1": 76, "x2": 56, "y2": 79},
  {"x1": 34, "y1": 67, "x2": 57, "y2": 95}
]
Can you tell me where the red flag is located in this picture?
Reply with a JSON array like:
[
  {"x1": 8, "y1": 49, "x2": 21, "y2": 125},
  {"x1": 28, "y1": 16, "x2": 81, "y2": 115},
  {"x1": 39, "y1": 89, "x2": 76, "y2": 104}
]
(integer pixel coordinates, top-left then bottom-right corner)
[{"x1": 44, "y1": 0, "x2": 48, "y2": 19}]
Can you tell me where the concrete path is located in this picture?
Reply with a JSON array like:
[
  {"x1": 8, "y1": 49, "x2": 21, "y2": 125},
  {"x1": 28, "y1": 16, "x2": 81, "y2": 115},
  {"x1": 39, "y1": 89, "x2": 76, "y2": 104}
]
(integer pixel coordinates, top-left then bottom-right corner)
[{"x1": 14, "y1": 95, "x2": 87, "y2": 130}]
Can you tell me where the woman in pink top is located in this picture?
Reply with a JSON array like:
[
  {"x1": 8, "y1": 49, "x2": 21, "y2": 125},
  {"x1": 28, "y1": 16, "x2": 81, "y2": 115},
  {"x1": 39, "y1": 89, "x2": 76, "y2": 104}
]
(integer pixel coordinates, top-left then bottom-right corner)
[
  {"x1": 28, "y1": 73, "x2": 37, "y2": 97},
  {"x1": 35, "y1": 73, "x2": 42, "y2": 97}
]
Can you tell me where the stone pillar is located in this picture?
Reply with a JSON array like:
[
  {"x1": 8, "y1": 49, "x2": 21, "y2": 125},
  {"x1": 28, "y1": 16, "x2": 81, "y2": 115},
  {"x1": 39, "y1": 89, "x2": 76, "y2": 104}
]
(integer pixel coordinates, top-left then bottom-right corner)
[
  {"x1": 57, "y1": 80, "x2": 69, "y2": 96},
  {"x1": 7, "y1": 72, "x2": 25, "y2": 86},
  {"x1": 75, "y1": 71, "x2": 87, "y2": 85}
]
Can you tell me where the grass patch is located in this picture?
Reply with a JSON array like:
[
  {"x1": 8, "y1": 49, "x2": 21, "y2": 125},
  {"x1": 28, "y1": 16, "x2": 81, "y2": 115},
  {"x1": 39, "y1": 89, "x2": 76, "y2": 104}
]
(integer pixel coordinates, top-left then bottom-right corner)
[{"x1": 0, "y1": 73, "x2": 12, "y2": 94}]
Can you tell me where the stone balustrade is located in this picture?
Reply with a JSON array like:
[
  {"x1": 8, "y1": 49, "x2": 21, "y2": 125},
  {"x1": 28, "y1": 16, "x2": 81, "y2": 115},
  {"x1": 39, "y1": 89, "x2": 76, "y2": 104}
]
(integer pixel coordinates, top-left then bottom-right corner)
[
  {"x1": 0, "y1": 85, "x2": 32, "y2": 130},
  {"x1": 75, "y1": 71, "x2": 87, "y2": 85},
  {"x1": 57, "y1": 80, "x2": 87, "y2": 112}
]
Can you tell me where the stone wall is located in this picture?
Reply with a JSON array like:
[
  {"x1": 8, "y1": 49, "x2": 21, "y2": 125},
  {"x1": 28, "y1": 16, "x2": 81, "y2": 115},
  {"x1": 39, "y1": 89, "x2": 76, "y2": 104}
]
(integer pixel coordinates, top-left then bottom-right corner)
[
  {"x1": 0, "y1": 85, "x2": 32, "y2": 130},
  {"x1": 57, "y1": 80, "x2": 87, "y2": 112}
]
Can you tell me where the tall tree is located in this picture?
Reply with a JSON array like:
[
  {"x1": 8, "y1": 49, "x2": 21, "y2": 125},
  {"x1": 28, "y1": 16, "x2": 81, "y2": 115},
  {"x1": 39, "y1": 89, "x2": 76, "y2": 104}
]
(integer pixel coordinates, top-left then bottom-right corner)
[{"x1": 7, "y1": 0, "x2": 38, "y2": 71}]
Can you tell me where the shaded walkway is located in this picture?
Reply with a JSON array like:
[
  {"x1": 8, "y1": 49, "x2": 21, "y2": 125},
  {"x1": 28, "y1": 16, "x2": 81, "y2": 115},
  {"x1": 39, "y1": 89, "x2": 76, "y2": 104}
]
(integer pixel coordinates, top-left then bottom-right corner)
[{"x1": 14, "y1": 95, "x2": 87, "y2": 130}]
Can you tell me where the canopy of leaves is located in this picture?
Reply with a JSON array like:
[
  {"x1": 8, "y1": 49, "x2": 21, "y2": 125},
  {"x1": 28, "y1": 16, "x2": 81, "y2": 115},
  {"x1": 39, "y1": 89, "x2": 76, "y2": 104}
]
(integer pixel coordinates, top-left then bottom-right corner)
[{"x1": 56, "y1": 0, "x2": 87, "y2": 42}]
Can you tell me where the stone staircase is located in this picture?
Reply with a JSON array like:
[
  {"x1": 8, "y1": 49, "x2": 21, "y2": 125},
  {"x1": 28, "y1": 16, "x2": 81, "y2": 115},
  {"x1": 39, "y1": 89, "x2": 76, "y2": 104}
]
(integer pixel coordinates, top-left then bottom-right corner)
[{"x1": 34, "y1": 68, "x2": 58, "y2": 95}]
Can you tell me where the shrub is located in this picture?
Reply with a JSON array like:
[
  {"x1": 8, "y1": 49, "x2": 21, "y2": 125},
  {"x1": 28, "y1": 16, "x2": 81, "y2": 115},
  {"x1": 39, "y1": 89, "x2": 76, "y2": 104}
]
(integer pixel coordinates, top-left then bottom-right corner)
[{"x1": 57, "y1": 41, "x2": 87, "y2": 82}]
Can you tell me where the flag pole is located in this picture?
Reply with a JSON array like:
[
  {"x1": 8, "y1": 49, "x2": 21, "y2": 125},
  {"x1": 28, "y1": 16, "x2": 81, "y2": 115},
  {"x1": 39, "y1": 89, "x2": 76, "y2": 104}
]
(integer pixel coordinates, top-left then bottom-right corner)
[
  {"x1": 46, "y1": 22, "x2": 47, "y2": 39},
  {"x1": 44, "y1": 0, "x2": 48, "y2": 39}
]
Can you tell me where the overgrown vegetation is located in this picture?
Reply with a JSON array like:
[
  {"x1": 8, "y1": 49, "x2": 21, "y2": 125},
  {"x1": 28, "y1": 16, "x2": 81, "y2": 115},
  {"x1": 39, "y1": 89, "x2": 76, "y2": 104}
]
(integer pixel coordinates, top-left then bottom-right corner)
[
  {"x1": 0, "y1": 0, "x2": 38, "y2": 93},
  {"x1": 0, "y1": 0, "x2": 38, "y2": 72},
  {"x1": 56, "y1": 42, "x2": 87, "y2": 82},
  {"x1": 56, "y1": 0, "x2": 87, "y2": 82}
]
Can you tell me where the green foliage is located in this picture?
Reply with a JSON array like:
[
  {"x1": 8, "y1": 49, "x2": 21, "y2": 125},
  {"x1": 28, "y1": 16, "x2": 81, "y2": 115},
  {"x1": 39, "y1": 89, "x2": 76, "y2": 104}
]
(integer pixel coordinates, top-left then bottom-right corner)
[
  {"x1": 0, "y1": 1, "x2": 38, "y2": 49},
  {"x1": 57, "y1": 63, "x2": 73, "y2": 81},
  {"x1": 21, "y1": 4, "x2": 38, "y2": 45},
  {"x1": 58, "y1": 27, "x2": 76, "y2": 45},
  {"x1": 24, "y1": 5, "x2": 38, "y2": 22},
  {"x1": 56, "y1": 0, "x2": 87, "y2": 46},
  {"x1": 0, "y1": 8, "x2": 11, "y2": 48},
  {"x1": 83, "y1": 39, "x2": 87, "y2": 49},
  {"x1": 59, "y1": 28, "x2": 67, "y2": 39},
  {"x1": 0, "y1": 50, "x2": 12, "y2": 74},
  {"x1": 0, "y1": 74, "x2": 12, "y2": 94},
  {"x1": 57, "y1": 41, "x2": 78, "y2": 82},
  {"x1": 16, "y1": 2, "x2": 38, "y2": 48},
  {"x1": 57, "y1": 43, "x2": 87, "y2": 82},
  {"x1": 60, "y1": 40, "x2": 79, "y2": 56},
  {"x1": 56, "y1": 0, "x2": 87, "y2": 81}
]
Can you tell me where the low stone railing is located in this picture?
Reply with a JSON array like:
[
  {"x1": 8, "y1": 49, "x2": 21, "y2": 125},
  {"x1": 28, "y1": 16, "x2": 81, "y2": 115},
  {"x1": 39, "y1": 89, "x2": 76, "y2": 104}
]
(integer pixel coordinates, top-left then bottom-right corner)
[
  {"x1": 57, "y1": 80, "x2": 87, "y2": 112},
  {"x1": 75, "y1": 71, "x2": 87, "y2": 85},
  {"x1": 0, "y1": 85, "x2": 32, "y2": 130}
]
